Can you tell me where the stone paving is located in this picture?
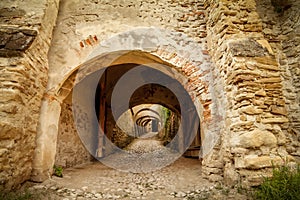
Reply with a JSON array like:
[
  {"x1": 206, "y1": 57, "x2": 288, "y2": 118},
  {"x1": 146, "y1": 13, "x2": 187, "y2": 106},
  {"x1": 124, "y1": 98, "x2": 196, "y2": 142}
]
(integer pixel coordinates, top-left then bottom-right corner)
[
  {"x1": 30, "y1": 157, "x2": 213, "y2": 200},
  {"x1": 28, "y1": 156, "x2": 251, "y2": 200},
  {"x1": 26, "y1": 138, "x2": 252, "y2": 199}
]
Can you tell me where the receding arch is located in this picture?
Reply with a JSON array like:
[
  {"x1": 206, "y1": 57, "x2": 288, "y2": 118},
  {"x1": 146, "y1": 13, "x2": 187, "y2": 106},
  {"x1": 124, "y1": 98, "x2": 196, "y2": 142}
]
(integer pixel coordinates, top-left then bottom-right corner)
[
  {"x1": 134, "y1": 108, "x2": 161, "y2": 120},
  {"x1": 55, "y1": 49, "x2": 222, "y2": 153},
  {"x1": 32, "y1": 27, "x2": 224, "y2": 180}
]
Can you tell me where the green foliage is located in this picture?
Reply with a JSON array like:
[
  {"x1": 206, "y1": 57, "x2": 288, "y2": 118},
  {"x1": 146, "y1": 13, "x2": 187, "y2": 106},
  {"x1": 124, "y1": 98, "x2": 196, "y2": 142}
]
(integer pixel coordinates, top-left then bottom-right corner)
[
  {"x1": 53, "y1": 165, "x2": 63, "y2": 177},
  {"x1": 161, "y1": 107, "x2": 171, "y2": 140},
  {"x1": 161, "y1": 107, "x2": 171, "y2": 126},
  {"x1": 254, "y1": 164, "x2": 300, "y2": 200}
]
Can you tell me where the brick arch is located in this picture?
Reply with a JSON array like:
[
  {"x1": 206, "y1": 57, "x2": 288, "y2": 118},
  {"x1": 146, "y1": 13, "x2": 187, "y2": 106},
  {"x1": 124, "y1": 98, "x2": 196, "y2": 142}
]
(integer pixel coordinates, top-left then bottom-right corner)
[
  {"x1": 58, "y1": 49, "x2": 221, "y2": 153},
  {"x1": 32, "y1": 27, "x2": 224, "y2": 181}
]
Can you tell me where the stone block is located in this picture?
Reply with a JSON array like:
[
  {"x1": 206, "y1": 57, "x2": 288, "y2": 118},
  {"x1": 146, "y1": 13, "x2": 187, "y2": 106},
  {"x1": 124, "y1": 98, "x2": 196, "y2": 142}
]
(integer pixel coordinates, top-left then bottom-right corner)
[
  {"x1": 0, "y1": 32, "x2": 12, "y2": 47},
  {"x1": 0, "y1": 140, "x2": 15, "y2": 149},
  {"x1": 270, "y1": 105, "x2": 287, "y2": 115},
  {"x1": 208, "y1": 174, "x2": 223, "y2": 182},
  {"x1": 202, "y1": 167, "x2": 222, "y2": 175},
  {"x1": 0, "y1": 28, "x2": 37, "y2": 57},
  {"x1": 231, "y1": 129, "x2": 277, "y2": 148},
  {"x1": 5, "y1": 32, "x2": 35, "y2": 50},
  {"x1": 235, "y1": 155, "x2": 284, "y2": 170},
  {"x1": 231, "y1": 147, "x2": 248, "y2": 155},
  {"x1": 256, "y1": 39, "x2": 274, "y2": 55},
  {"x1": 228, "y1": 38, "x2": 268, "y2": 57},
  {"x1": 258, "y1": 77, "x2": 282, "y2": 83},
  {"x1": 265, "y1": 83, "x2": 282, "y2": 89},
  {"x1": 254, "y1": 56, "x2": 278, "y2": 66},
  {"x1": 0, "y1": 123, "x2": 22, "y2": 140},
  {"x1": 0, "y1": 148, "x2": 8, "y2": 157},
  {"x1": 0, "y1": 49, "x2": 22, "y2": 57},
  {"x1": 240, "y1": 105, "x2": 263, "y2": 115},
  {"x1": 243, "y1": 24, "x2": 263, "y2": 32},
  {"x1": 0, "y1": 8, "x2": 26, "y2": 18},
  {"x1": 235, "y1": 157, "x2": 246, "y2": 169},
  {"x1": 235, "y1": 93, "x2": 255, "y2": 102},
  {"x1": 261, "y1": 117, "x2": 289, "y2": 124},
  {"x1": 255, "y1": 62, "x2": 280, "y2": 71},
  {"x1": 204, "y1": 159, "x2": 224, "y2": 169},
  {"x1": 253, "y1": 99, "x2": 264, "y2": 106},
  {"x1": 224, "y1": 163, "x2": 239, "y2": 185},
  {"x1": 244, "y1": 155, "x2": 283, "y2": 169},
  {"x1": 239, "y1": 168, "x2": 273, "y2": 186},
  {"x1": 255, "y1": 89, "x2": 267, "y2": 97},
  {"x1": 230, "y1": 121, "x2": 254, "y2": 131}
]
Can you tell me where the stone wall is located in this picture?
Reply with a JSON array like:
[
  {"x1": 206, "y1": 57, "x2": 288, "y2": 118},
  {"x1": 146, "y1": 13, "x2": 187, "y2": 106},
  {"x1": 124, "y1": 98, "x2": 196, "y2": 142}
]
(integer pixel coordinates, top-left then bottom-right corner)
[
  {"x1": 278, "y1": 1, "x2": 300, "y2": 157},
  {"x1": 0, "y1": 0, "x2": 59, "y2": 190},
  {"x1": 41, "y1": 0, "x2": 300, "y2": 186},
  {"x1": 255, "y1": 0, "x2": 300, "y2": 163},
  {"x1": 204, "y1": 0, "x2": 298, "y2": 186},
  {"x1": 46, "y1": 0, "x2": 210, "y2": 89},
  {"x1": 46, "y1": 0, "x2": 214, "y2": 175},
  {"x1": 55, "y1": 97, "x2": 92, "y2": 168},
  {"x1": 1, "y1": 0, "x2": 299, "y2": 190}
]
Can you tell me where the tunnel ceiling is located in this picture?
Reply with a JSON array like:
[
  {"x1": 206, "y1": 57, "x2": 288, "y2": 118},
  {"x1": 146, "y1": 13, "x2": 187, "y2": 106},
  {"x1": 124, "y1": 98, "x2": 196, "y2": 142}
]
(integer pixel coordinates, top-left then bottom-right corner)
[{"x1": 93, "y1": 63, "x2": 195, "y2": 119}]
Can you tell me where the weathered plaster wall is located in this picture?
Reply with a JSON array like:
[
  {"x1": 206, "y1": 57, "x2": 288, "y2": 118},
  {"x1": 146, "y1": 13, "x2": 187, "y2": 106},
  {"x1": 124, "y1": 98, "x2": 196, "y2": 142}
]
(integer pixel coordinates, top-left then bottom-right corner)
[
  {"x1": 55, "y1": 97, "x2": 92, "y2": 168},
  {"x1": 0, "y1": 0, "x2": 59, "y2": 190},
  {"x1": 46, "y1": 0, "x2": 209, "y2": 89}
]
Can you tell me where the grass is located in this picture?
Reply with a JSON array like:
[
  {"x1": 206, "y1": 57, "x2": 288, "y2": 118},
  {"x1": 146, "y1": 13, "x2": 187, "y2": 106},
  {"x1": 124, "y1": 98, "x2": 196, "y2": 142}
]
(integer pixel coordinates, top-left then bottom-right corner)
[
  {"x1": 53, "y1": 165, "x2": 63, "y2": 177},
  {"x1": 254, "y1": 164, "x2": 300, "y2": 200}
]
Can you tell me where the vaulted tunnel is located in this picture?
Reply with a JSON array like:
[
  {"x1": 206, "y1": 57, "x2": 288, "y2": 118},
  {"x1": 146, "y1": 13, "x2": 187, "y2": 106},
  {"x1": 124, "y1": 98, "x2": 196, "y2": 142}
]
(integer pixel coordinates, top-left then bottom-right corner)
[
  {"x1": 91, "y1": 64, "x2": 201, "y2": 158},
  {"x1": 54, "y1": 50, "x2": 207, "y2": 173}
]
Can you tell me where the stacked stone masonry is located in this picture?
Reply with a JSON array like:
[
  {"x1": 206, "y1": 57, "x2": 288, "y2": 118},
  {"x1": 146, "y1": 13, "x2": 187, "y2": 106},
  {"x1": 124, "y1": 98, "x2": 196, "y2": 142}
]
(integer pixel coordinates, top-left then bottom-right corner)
[
  {"x1": 0, "y1": 0, "x2": 299, "y2": 190},
  {"x1": 205, "y1": 0, "x2": 299, "y2": 185},
  {"x1": 0, "y1": 0, "x2": 60, "y2": 190},
  {"x1": 256, "y1": 0, "x2": 300, "y2": 161}
]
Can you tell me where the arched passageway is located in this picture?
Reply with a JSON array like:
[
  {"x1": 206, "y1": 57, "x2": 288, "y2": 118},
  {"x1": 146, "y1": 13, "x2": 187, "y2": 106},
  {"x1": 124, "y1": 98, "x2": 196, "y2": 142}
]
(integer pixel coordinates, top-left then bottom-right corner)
[
  {"x1": 71, "y1": 63, "x2": 201, "y2": 172},
  {"x1": 32, "y1": 27, "x2": 223, "y2": 181}
]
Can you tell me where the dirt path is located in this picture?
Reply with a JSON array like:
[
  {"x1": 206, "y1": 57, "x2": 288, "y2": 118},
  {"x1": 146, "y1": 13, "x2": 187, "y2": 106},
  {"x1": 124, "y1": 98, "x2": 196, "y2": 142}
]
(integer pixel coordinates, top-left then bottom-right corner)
[
  {"x1": 32, "y1": 157, "x2": 215, "y2": 199},
  {"x1": 26, "y1": 156, "x2": 253, "y2": 200},
  {"x1": 24, "y1": 138, "x2": 252, "y2": 199}
]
